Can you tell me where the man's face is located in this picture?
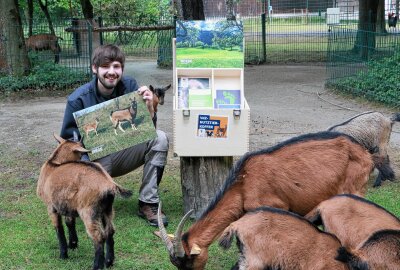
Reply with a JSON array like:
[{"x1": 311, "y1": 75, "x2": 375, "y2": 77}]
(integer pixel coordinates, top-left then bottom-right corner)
[{"x1": 92, "y1": 61, "x2": 123, "y2": 94}]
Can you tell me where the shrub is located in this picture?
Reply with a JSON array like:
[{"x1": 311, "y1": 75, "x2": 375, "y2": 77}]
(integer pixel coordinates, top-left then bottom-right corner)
[
  {"x1": 332, "y1": 52, "x2": 400, "y2": 107},
  {"x1": 0, "y1": 55, "x2": 90, "y2": 94}
]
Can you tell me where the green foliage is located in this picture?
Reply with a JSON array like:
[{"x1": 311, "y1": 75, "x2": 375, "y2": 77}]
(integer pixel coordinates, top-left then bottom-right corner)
[
  {"x1": 333, "y1": 52, "x2": 400, "y2": 107},
  {"x1": 0, "y1": 55, "x2": 89, "y2": 94}
]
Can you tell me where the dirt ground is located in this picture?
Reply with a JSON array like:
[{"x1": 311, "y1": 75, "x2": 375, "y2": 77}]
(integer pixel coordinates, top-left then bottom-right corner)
[{"x1": 1, "y1": 61, "x2": 400, "y2": 176}]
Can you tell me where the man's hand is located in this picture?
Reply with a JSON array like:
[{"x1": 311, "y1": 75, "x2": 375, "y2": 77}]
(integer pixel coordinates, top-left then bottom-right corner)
[{"x1": 137, "y1": 86, "x2": 155, "y2": 118}]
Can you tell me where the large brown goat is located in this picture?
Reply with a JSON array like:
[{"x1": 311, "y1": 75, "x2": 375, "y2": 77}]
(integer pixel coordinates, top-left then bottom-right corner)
[
  {"x1": 26, "y1": 34, "x2": 61, "y2": 63},
  {"x1": 218, "y1": 206, "x2": 351, "y2": 270},
  {"x1": 306, "y1": 194, "x2": 400, "y2": 270},
  {"x1": 158, "y1": 132, "x2": 374, "y2": 270},
  {"x1": 327, "y1": 111, "x2": 400, "y2": 187},
  {"x1": 37, "y1": 133, "x2": 132, "y2": 270}
]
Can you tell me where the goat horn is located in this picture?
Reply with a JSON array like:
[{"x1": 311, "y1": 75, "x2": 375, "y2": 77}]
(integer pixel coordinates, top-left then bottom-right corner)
[
  {"x1": 157, "y1": 201, "x2": 174, "y2": 256},
  {"x1": 174, "y1": 208, "x2": 194, "y2": 258}
]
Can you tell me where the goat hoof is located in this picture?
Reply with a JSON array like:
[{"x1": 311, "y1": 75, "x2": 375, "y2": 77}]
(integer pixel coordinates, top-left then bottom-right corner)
[
  {"x1": 60, "y1": 253, "x2": 68, "y2": 259},
  {"x1": 69, "y1": 241, "x2": 78, "y2": 249},
  {"x1": 105, "y1": 259, "x2": 114, "y2": 268}
]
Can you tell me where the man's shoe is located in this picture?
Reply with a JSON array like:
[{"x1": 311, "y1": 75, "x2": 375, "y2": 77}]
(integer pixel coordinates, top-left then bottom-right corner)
[{"x1": 138, "y1": 202, "x2": 168, "y2": 227}]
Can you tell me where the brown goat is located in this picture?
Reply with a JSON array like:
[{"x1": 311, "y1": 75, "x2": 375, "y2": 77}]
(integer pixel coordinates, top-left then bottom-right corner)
[
  {"x1": 82, "y1": 117, "x2": 99, "y2": 138},
  {"x1": 109, "y1": 97, "x2": 137, "y2": 135},
  {"x1": 337, "y1": 230, "x2": 400, "y2": 270},
  {"x1": 25, "y1": 34, "x2": 61, "y2": 63},
  {"x1": 306, "y1": 194, "x2": 400, "y2": 270},
  {"x1": 149, "y1": 84, "x2": 171, "y2": 112},
  {"x1": 328, "y1": 111, "x2": 400, "y2": 187},
  {"x1": 158, "y1": 132, "x2": 374, "y2": 270},
  {"x1": 218, "y1": 206, "x2": 351, "y2": 270},
  {"x1": 37, "y1": 133, "x2": 132, "y2": 269}
]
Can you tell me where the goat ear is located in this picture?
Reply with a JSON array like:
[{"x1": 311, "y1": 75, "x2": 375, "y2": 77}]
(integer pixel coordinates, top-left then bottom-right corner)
[
  {"x1": 149, "y1": 85, "x2": 155, "y2": 92},
  {"x1": 74, "y1": 146, "x2": 91, "y2": 153},
  {"x1": 190, "y1": 243, "x2": 201, "y2": 255},
  {"x1": 53, "y1": 133, "x2": 66, "y2": 144},
  {"x1": 164, "y1": 84, "x2": 171, "y2": 91}
]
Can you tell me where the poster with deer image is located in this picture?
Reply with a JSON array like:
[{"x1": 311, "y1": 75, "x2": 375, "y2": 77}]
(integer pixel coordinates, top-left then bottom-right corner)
[{"x1": 73, "y1": 91, "x2": 157, "y2": 160}]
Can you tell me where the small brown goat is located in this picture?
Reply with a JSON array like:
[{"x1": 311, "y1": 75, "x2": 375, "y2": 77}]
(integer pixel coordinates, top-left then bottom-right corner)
[
  {"x1": 218, "y1": 206, "x2": 351, "y2": 270},
  {"x1": 158, "y1": 132, "x2": 374, "y2": 270},
  {"x1": 25, "y1": 34, "x2": 61, "y2": 63},
  {"x1": 82, "y1": 117, "x2": 99, "y2": 138},
  {"x1": 109, "y1": 97, "x2": 137, "y2": 135},
  {"x1": 149, "y1": 84, "x2": 171, "y2": 112},
  {"x1": 306, "y1": 194, "x2": 400, "y2": 270},
  {"x1": 328, "y1": 111, "x2": 400, "y2": 187},
  {"x1": 337, "y1": 230, "x2": 400, "y2": 270},
  {"x1": 37, "y1": 133, "x2": 132, "y2": 270}
]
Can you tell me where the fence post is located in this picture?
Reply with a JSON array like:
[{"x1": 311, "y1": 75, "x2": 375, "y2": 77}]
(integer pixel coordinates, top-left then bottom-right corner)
[
  {"x1": 261, "y1": 13, "x2": 266, "y2": 63},
  {"x1": 88, "y1": 21, "x2": 93, "y2": 76},
  {"x1": 98, "y1": 16, "x2": 103, "y2": 45}
]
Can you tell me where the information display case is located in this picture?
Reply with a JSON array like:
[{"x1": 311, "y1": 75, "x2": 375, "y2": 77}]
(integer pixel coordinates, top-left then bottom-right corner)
[{"x1": 173, "y1": 20, "x2": 250, "y2": 157}]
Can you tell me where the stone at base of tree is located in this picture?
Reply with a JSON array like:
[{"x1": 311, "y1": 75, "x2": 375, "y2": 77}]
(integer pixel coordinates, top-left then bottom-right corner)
[{"x1": 180, "y1": 156, "x2": 233, "y2": 219}]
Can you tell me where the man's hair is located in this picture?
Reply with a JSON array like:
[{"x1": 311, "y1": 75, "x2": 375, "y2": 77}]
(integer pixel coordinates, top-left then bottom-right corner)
[{"x1": 91, "y1": 44, "x2": 125, "y2": 69}]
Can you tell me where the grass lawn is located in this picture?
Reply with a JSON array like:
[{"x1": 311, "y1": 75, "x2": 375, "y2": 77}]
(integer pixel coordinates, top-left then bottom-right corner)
[{"x1": 0, "y1": 141, "x2": 399, "y2": 269}]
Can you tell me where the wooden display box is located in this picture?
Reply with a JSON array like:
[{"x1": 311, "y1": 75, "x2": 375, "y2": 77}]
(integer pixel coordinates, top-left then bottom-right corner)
[{"x1": 173, "y1": 43, "x2": 250, "y2": 157}]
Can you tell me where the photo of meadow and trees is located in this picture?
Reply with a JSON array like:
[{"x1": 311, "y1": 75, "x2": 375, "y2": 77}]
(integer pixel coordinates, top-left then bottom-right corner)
[{"x1": 176, "y1": 20, "x2": 244, "y2": 68}]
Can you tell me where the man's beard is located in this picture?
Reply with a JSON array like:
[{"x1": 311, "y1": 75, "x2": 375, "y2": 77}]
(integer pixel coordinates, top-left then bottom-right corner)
[{"x1": 98, "y1": 75, "x2": 118, "y2": 89}]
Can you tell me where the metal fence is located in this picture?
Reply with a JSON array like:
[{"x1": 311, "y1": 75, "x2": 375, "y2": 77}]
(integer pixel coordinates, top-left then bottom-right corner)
[{"x1": 326, "y1": 24, "x2": 400, "y2": 90}]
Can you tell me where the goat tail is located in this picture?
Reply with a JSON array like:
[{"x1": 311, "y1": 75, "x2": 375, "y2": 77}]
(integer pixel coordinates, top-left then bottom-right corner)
[
  {"x1": 218, "y1": 225, "x2": 236, "y2": 250},
  {"x1": 113, "y1": 184, "x2": 133, "y2": 199},
  {"x1": 390, "y1": 112, "x2": 400, "y2": 122}
]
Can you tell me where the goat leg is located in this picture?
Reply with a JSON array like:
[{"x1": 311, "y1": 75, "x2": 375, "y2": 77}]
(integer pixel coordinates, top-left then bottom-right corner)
[
  {"x1": 50, "y1": 212, "x2": 69, "y2": 259},
  {"x1": 93, "y1": 241, "x2": 105, "y2": 270},
  {"x1": 65, "y1": 216, "x2": 78, "y2": 249},
  {"x1": 118, "y1": 122, "x2": 125, "y2": 133},
  {"x1": 105, "y1": 232, "x2": 115, "y2": 268}
]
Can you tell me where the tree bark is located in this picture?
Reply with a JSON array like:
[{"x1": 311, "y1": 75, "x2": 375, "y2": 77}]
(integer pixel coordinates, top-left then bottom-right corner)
[
  {"x1": 38, "y1": 0, "x2": 55, "y2": 35},
  {"x1": 355, "y1": 0, "x2": 378, "y2": 60},
  {"x1": 376, "y1": 0, "x2": 386, "y2": 33},
  {"x1": 80, "y1": 0, "x2": 94, "y2": 19},
  {"x1": 180, "y1": 156, "x2": 233, "y2": 219},
  {"x1": 0, "y1": 0, "x2": 30, "y2": 76},
  {"x1": 181, "y1": 0, "x2": 205, "y2": 20},
  {"x1": 27, "y1": 0, "x2": 33, "y2": 36}
]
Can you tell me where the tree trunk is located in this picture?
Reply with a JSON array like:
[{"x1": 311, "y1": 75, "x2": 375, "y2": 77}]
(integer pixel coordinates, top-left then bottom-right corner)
[
  {"x1": 80, "y1": 0, "x2": 94, "y2": 19},
  {"x1": 355, "y1": 0, "x2": 378, "y2": 60},
  {"x1": 376, "y1": 0, "x2": 386, "y2": 33},
  {"x1": 181, "y1": 0, "x2": 205, "y2": 20},
  {"x1": 180, "y1": 156, "x2": 233, "y2": 219},
  {"x1": 27, "y1": 0, "x2": 33, "y2": 36},
  {"x1": 0, "y1": 0, "x2": 30, "y2": 76},
  {"x1": 38, "y1": 0, "x2": 55, "y2": 36}
]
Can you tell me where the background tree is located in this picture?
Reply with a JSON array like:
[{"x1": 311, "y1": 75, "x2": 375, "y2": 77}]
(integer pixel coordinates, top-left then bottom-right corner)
[
  {"x1": 38, "y1": 0, "x2": 56, "y2": 35},
  {"x1": 355, "y1": 0, "x2": 379, "y2": 60},
  {"x1": 0, "y1": 0, "x2": 30, "y2": 76},
  {"x1": 180, "y1": 0, "x2": 204, "y2": 20},
  {"x1": 79, "y1": 0, "x2": 93, "y2": 19},
  {"x1": 27, "y1": 0, "x2": 33, "y2": 36}
]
